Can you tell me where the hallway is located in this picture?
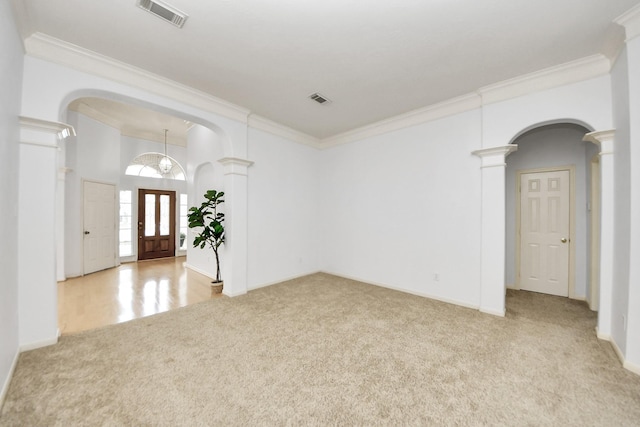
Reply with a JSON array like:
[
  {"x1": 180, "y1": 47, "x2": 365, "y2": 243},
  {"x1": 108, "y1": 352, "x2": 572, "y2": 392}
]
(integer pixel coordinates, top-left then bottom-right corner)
[{"x1": 57, "y1": 257, "x2": 218, "y2": 335}]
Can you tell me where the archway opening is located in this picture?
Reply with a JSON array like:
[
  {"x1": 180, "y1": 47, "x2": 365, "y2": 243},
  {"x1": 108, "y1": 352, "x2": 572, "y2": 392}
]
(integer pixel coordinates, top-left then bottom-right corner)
[
  {"x1": 56, "y1": 93, "x2": 230, "y2": 335},
  {"x1": 505, "y1": 122, "x2": 599, "y2": 310}
]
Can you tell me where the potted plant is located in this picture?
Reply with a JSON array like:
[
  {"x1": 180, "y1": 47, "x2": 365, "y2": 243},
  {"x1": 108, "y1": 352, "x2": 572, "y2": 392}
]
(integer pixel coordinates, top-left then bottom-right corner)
[{"x1": 187, "y1": 189, "x2": 225, "y2": 293}]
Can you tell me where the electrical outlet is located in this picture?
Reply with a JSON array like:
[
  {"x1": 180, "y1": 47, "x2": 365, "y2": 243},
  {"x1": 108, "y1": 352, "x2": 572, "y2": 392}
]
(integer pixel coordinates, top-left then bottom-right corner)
[{"x1": 434, "y1": 273, "x2": 439, "y2": 282}]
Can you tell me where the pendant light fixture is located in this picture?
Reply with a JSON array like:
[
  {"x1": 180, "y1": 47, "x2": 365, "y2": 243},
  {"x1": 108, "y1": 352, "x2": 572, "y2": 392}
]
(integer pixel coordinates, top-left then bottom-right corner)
[{"x1": 159, "y1": 128, "x2": 172, "y2": 174}]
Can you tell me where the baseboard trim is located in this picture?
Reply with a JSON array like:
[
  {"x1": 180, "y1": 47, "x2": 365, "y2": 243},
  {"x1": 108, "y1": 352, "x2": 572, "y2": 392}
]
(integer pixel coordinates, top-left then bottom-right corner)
[
  {"x1": 248, "y1": 271, "x2": 322, "y2": 291},
  {"x1": 320, "y1": 271, "x2": 480, "y2": 311},
  {"x1": 624, "y1": 360, "x2": 640, "y2": 376},
  {"x1": 0, "y1": 350, "x2": 20, "y2": 411},
  {"x1": 596, "y1": 327, "x2": 611, "y2": 341},
  {"x1": 480, "y1": 307, "x2": 506, "y2": 317},
  {"x1": 609, "y1": 335, "x2": 625, "y2": 364},
  {"x1": 19, "y1": 337, "x2": 58, "y2": 353},
  {"x1": 222, "y1": 289, "x2": 247, "y2": 298},
  {"x1": 184, "y1": 263, "x2": 215, "y2": 280},
  {"x1": 595, "y1": 329, "x2": 640, "y2": 377}
]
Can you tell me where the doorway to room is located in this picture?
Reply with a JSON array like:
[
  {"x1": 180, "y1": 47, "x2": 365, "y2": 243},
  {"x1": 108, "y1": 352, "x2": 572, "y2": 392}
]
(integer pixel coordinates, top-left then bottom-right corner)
[
  {"x1": 138, "y1": 189, "x2": 176, "y2": 260},
  {"x1": 506, "y1": 122, "x2": 599, "y2": 302}
]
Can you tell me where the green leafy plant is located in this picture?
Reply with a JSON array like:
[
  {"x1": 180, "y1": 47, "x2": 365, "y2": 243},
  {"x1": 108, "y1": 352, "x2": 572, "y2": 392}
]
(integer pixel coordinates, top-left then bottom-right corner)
[{"x1": 187, "y1": 190, "x2": 225, "y2": 283}]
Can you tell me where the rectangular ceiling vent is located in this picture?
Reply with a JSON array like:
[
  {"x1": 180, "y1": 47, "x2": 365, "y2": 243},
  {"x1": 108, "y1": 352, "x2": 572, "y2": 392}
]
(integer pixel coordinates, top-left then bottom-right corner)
[
  {"x1": 309, "y1": 93, "x2": 332, "y2": 105},
  {"x1": 137, "y1": 0, "x2": 188, "y2": 28}
]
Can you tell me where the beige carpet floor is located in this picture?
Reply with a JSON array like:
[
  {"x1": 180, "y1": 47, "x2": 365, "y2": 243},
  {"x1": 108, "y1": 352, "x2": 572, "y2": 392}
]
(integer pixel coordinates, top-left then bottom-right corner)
[{"x1": 1, "y1": 273, "x2": 639, "y2": 426}]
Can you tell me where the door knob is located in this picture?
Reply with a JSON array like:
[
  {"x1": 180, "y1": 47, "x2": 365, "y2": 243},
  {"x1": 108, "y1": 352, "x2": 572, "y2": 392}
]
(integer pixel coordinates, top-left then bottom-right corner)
[
  {"x1": 561, "y1": 238, "x2": 567, "y2": 243},
  {"x1": 84, "y1": 231, "x2": 90, "y2": 235}
]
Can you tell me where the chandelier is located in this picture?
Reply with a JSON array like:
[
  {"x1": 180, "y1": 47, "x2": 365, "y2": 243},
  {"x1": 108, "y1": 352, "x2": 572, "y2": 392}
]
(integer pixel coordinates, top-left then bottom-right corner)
[{"x1": 159, "y1": 128, "x2": 172, "y2": 174}]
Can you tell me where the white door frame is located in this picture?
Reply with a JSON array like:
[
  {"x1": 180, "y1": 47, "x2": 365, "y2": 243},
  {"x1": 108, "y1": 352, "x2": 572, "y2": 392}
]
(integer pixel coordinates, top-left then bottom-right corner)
[
  {"x1": 82, "y1": 179, "x2": 119, "y2": 275},
  {"x1": 515, "y1": 165, "x2": 576, "y2": 298}
]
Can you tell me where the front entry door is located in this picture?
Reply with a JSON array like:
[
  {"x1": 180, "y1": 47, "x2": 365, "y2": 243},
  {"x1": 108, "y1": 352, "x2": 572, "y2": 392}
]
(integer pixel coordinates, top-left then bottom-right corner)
[
  {"x1": 519, "y1": 169, "x2": 571, "y2": 297},
  {"x1": 138, "y1": 189, "x2": 176, "y2": 260},
  {"x1": 83, "y1": 181, "x2": 116, "y2": 275}
]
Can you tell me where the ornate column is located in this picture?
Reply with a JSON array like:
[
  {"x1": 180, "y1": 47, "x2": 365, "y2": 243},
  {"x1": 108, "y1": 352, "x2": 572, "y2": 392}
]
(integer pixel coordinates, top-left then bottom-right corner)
[
  {"x1": 472, "y1": 145, "x2": 518, "y2": 316},
  {"x1": 583, "y1": 130, "x2": 615, "y2": 339},
  {"x1": 218, "y1": 157, "x2": 254, "y2": 297},
  {"x1": 18, "y1": 117, "x2": 74, "y2": 350}
]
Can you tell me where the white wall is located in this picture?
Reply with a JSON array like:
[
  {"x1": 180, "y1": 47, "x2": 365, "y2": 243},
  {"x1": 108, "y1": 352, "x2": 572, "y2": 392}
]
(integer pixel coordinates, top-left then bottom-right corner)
[
  {"x1": 610, "y1": 47, "x2": 631, "y2": 355},
  {"x1": 505, "y1": 123, "x2": 597, "y2": 299},
  {"x1": 320, "y1": 110, "x2": 483, "y2": 308},
  {"x1": 0, "y1": 0, "x2": 23, "y2": 403},
  {"x1": 247, "y1": 128, "x2": 320, "y2": 289},
  {"x1": 64, "y1": 111, "x2": 121, "y2": 277},
  {"x1": 186, "y1": 125, "x2": 225, "y2": 279},
  {"x1": 622, "y1": 35, "x2": 640, "y2": 369},
  {"x1": 482, "y1": 76, "x2": 613, "y2": 147}
]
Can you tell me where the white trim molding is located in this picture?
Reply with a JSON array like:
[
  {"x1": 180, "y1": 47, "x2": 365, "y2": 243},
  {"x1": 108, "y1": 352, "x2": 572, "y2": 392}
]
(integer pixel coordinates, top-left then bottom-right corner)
[
  {"x1": 248, "y1": 115, "x2": 321, "y2": 149},
  {"x1": 615, "y1": 3, "x2": 640, "y2": 42},
  {"x1": 20, "y1": 27, "x2": 624, "y2": 150},
  {"x1": 0, "y1": 349, "x2": 19, "y2": 411},
  {"x1": 20, "y1": 116, "x2": 76, "y2": 148},
  {"x1": 218, "y1": 157, "x2": 254, "y2": 176},
  {"x1": 472, "y1": 145, "x2": 518, "y2": 168},
  {"x1": 321, "y1": 93, "x2": 482, "y2": 148},
  {"x1": 25, "y1": 33, "x2": 251, "y2": 124},
  {"x1": 321, "y1": 271, "x2": 480, "y2": 311},
  {"x1": 478, "y1": 55, "x2": 611, "y2": 105},
  {"x1": 184, "y1": 263, "x2": 215, "y2": 280},
  {"x1": 19, "y1": 337, "x2": 58, "y2": 352},
  {"x1": 625, "y1": 360, "x2": 640, "y2": 376},
  {"x1": 583, "y1": 129, "x2": 615, "y2": 155},
  {"x1": 599, "y1": 332, "x2": 640, "y2": 377}
]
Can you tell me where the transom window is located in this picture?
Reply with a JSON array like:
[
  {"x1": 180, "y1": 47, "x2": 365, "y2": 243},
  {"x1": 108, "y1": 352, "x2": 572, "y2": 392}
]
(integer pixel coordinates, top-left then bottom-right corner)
[{"x1": 125, "y1": 152, "x2": 185, "y2": 180}]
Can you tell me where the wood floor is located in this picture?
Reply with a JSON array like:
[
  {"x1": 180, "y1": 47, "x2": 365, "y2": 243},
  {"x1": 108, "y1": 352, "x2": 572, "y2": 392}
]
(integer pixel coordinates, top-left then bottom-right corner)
[{"x1": 58, "y1": 257, "x2": 219, "y2": 335}]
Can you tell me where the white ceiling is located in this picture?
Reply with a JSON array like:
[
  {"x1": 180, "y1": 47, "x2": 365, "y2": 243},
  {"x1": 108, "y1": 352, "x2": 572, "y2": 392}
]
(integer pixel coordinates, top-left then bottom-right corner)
[{"x1": 11, "y1": 0, "x2": 640, "y2": 140}]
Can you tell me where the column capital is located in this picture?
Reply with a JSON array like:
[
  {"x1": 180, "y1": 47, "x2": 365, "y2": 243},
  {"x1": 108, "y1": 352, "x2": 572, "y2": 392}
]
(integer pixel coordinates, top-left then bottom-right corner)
[
  {"x1": 20, "y1": 116, "x2": 75, "y2": 148},
  {"x1": 472, "y1": 145, "x2": 518, "y2": 168},
  {"x1": 218, "y1": 157, "x2": 254, "y2": 176},
  {"x1": 583, "y1": 129, "x2": 614, "y2": 155}
]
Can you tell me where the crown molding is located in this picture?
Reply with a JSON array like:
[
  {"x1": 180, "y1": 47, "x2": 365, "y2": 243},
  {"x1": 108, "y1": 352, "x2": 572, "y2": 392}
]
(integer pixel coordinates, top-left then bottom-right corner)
[
  {"x1": 24, "y1": 33, "x2": 251, "y2": 124},
  {"x1": 248, "y1": 114, "x2": 321, "y2": 149},
  {"x1": 615, "y1": 3, "x2": 640, "y2": 42},
  {"x1": 21, "y1": 33, "x2": 617, "y2": 152},
  {"x1": 478, "y1": 54, "x2": 611, "y2": 105},
  {"x1": 321, "y1": 93, "x2": 482, "y2": 148},
  {"x1": 320, "y1": 55, "x2": 610, "y2": 148}
]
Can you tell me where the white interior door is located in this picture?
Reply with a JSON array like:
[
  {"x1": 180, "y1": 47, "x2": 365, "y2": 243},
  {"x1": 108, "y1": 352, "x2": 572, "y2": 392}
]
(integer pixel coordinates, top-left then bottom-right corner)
[
  {"x1": 83, "y1": 181, "x2": 116, "y2": 275},
  {"x1": 519, "y1": 169, "x2": 571, "y2": 296}
]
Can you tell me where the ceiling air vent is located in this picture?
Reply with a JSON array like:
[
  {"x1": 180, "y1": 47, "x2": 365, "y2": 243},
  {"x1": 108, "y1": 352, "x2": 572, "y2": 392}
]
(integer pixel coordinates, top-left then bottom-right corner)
[
  {"x1": 137, "y1": 0, "x2": 188, "y2": 28},
  {"x1": 309, "y1": 92, "x2": 332, "y2": 105}
]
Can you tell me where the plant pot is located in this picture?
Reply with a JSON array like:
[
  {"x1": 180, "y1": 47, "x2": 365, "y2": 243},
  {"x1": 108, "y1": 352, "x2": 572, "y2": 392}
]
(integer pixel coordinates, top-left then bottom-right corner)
[{"x1": 211, "y1": 281, "x2": 223, "y2": 294}]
